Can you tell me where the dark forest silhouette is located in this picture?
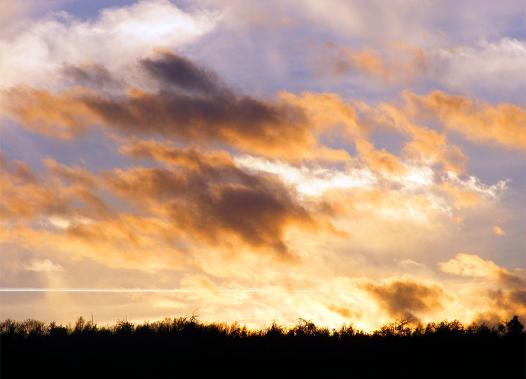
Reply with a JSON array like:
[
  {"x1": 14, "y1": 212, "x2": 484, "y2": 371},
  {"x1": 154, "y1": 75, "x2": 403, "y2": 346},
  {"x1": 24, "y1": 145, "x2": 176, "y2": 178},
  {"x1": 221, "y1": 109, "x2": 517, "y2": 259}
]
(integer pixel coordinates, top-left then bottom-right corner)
[{"x1": 1, "y1": 316, "x2": 524, "y2": 378}]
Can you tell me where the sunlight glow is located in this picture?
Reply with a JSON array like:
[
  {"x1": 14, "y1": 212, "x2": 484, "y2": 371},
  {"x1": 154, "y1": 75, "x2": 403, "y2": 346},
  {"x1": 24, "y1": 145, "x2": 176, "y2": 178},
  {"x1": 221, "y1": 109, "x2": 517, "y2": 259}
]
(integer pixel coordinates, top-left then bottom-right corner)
[{"x1": 235, "y1": 155, "x2": 376, "y2": 196}]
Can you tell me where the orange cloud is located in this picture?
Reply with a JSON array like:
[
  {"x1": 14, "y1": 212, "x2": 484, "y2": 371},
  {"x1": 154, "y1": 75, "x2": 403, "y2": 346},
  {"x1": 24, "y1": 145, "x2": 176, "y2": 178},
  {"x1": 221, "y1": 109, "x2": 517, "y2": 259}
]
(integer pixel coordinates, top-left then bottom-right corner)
[
  {"x1": 0, "y1": 156, "x2": 73, "y2": 220},
  {"x1": 493, "y1": 225, "x2": 505, "y2": 236},
  {"x1": 279, "y1": 91, "x2": 364, "y2": 141},
  {"x1": 440, "y1": 253, "x2": 525, "y2": 288},
  {"x1": 364, "y1": 102, "x2": 467, "y2": 174},
  {"x1": 363, "y1": 280, "x2": 446, "y2": 321},
  {"x1": 0, "y1": 147, "x2": 318, "y2": 267},
  {"x1": 349, "y1": 49, "x2": 389, "y2": 79},
  {"x1": 2, "y1": 52, "x2": 380, "y2": 164},
  {"x1": 355, "y1": 138, "x2": 407, "y2": 176},
  {"x1": 2, "y1": 54, "x2": 358, "y2": 161},
  {"x1": 438, "y1": 182, "x2": 483, "y2": 209},
  {"x1": 110, "y1": 143, "x2": 316, "y2": 257},
  {"x1": 439, "y1": 253, "x2": 526, "y2": 321},
  {"x1": 405, "y1": 91, "x2": 526, "y2": 150},
  {"x1": 324, "y1": 44, "x2": 429, "y2": 84},
  {"x1": 2, "y1": 87, "x2": 95, "y2": 139},
  {"x1": 0, "y1": 155, "x2": 111, "y2": 223}
]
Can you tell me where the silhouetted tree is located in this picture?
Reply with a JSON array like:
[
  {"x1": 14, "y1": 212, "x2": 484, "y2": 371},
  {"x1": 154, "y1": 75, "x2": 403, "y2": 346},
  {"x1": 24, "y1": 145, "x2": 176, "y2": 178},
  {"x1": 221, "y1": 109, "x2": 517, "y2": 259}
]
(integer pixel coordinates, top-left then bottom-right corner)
[
  {"x1": 1, "y1": 315, "x2": 524, "y2": 378},
  {"x1": 505, "y1": 315, "x2": 524, "y2": 336}
]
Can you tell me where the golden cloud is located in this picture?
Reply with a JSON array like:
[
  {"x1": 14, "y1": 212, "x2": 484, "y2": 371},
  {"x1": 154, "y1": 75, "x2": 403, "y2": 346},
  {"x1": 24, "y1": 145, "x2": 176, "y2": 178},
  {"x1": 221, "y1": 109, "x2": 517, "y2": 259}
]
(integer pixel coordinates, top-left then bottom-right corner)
[
  {"x1": 2, "y1": 54, "x2": 360, "y2": 162},
  {"x1": 322, "y1": 43, "x2": 430, "y2": 84},
  {"x1": 405, "y1": 91, "x2": 526, "y2": 150},
  {"x1": 363, "y1": 279, "x2": 446, "y2": 321},
  {"x1": 110, "y1": 142, "x2": 316, "y2": 257},
  {"x1": 362, "y1": 102, "x2": 467, "y2": 174},
  {"x1": 440, "y1": 253, "x2": 526, "y2": 288}
]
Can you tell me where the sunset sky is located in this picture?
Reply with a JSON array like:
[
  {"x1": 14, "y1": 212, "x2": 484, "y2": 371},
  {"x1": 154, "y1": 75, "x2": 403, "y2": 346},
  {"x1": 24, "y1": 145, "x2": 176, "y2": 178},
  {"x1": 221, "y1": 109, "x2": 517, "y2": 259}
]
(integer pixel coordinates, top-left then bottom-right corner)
[{"x1": 0, "y1": 0, "x2": 525, "y2": 330}]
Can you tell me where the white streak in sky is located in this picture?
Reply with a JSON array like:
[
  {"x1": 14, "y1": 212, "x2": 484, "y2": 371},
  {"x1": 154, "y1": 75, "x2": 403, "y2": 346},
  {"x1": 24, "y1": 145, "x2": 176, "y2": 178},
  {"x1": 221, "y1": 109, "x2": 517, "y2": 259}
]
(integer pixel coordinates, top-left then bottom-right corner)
[{"x1": 0, "y1": 288, "x2": 317, "y2": 293}]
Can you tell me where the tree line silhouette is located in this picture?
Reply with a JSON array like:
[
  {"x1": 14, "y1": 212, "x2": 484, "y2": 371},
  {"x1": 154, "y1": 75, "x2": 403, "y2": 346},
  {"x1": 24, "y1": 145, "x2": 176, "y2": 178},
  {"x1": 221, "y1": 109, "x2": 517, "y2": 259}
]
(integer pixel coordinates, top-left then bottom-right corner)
[{"x1": 1, "y1": 315, "x2": 524, "y2": 378}]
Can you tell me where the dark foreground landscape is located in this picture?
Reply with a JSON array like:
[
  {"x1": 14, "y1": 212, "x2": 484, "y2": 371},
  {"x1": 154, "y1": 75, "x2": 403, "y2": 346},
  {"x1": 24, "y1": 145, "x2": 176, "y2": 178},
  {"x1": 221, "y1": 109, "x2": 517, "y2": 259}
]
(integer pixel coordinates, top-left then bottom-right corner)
[{"x1": 1, "y1": 316, "x2": 524, "y2": 378}]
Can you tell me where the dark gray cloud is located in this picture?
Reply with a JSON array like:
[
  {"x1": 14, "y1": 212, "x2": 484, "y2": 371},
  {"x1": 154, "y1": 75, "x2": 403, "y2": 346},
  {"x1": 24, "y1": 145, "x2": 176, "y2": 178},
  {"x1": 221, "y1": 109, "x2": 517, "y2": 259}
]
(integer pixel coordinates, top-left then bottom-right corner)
[
  {"x1": 141, "y1": 52, "x2": 223, "y2": 94},
  {"x1": 105, "y1": 142, "x2": 314, "y2": 256},
  {"x1": 508, "y1": 290, "x2": 526, "y2": 308},
  {"x1": 0, "y1": 155, "x2": 109, "y2": 221},
  {"x1": 498, "y1": 270, "x2": 526, "y2": 289},
  {"x1": 365, "y1": 280, "x2": 445, "y2": 320},
  {"x1": 81, "y1": 88, "x2": 306, "y2": 151},
  {"x1": 62, "y1": 63, "x2": 119, "y2": 88},
  {"x1": 5, "y1": 52, "x2": 311, "y2": 156}
]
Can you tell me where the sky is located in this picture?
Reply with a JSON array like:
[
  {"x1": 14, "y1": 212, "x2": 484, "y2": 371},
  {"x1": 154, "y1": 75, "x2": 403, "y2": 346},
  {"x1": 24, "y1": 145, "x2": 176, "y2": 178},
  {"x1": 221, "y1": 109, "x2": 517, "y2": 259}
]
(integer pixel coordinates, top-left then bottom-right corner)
[{"x1": 0, "y1": 0, "x2": 525, "y2": 330}]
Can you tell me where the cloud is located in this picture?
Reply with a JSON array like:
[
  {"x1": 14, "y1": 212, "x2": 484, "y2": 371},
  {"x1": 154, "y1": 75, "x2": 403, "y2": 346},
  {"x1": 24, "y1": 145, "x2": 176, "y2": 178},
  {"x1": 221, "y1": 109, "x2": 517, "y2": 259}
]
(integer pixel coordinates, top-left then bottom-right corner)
[
  {"x1": 493, "y1": 226, "x2": 505, "y2": 236},
  {"x1": 141, "y1": 51, "x2": 223, "y2": 94},
  {"x1": 323, "y1": 44, "x2": 429, "y2": 84},
  {"x1": 62, "y1": 63, "x2": 120, "y2": 89},
  {"x1": 234, "y1": 155, "x2": 376, "y2": 197},
  {"x1": 114, "y1": 141, "x2": 315, "y2": 256},
  {"x1": 24, "y1": 259, "x2": 64, "y2": 273},
  {"x1": 435, "y1": 38, "x2": 526, "y2": 100},
  {"x1": 2, "y1": 81, "x2": 309, "y2": 157},
  {"x1": 43, "y1": 158, "x2": 97, "y2": 187},
  {"x1": 405, "y1": 91, "x2": 526, "y2": 150},
  {"x1": 47, "y1": 214, "x2": 94, "y2": 230},
  {"x1": 279, "y1": 91, "x2": 363, "y2": 139},
  {"x1": 0, "y1": 155, "x2": 70, "y2": 220},
  {"x1": 320, "y1": 39, "x2": 526, "y2": 100},
  {"x1": 355, "y1": 139, "x2": 407, "y2": 176},
  {"x1": 327, "y1": 304, "x2": 355, "y2": 319},
  {"x1": 0, "y1": 142, "x2": 322, "y2": 268},
  {"x1": 364, "y1": 280, "x2": 446, "y2": 320},
  {"x1": 202, "y1": 0, "x2": 523, "y2": 47},
  {"x1": 120, "y1": 139, "x2": 234, "y2": 169},
  {"x1": 0, "y1": 154, "x2": 111, "y2": 223},
  {"x1": 307, "y1": 0, "x2": 523, "y2": 43},
  {"x1": 0, "y1": 0, "x2": 217, "y2": 90},
  {"x1": 2, "y1": 53, "x2": 361, "y2": 160},
  {"x1": 363, "y1": 102, "x2": 467, "y2": 174},
  {"x1": 81, "y1": 86, "x2": 309, "y2": 158},
  {"x1": 489, "y1": 289, "x2": 526, "y2": 318},
  {"x1": 440, "y1": 253, "x2": 526, "y2": 290},
  {"x1": 440, "y1": 253, "x2": 504, "y2": 279},
  {"x1": 2, "y1": 87, "x2": 98, "y2": 139},
  {"x1": 439, "y1": 172, "x2": 507, "y2": 209},
  {"x1": 0, "y1": 1, "x2": 66, "y2": 27}
]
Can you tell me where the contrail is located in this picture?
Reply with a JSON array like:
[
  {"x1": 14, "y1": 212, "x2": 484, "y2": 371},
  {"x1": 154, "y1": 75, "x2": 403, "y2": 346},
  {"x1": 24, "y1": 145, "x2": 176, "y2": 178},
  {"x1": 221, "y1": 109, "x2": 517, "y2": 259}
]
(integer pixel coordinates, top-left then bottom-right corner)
[{"x1": 0, "y1": 288, "x2": 315, "y2": 293}]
